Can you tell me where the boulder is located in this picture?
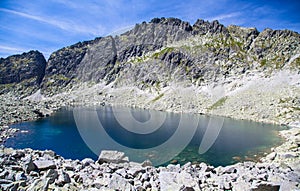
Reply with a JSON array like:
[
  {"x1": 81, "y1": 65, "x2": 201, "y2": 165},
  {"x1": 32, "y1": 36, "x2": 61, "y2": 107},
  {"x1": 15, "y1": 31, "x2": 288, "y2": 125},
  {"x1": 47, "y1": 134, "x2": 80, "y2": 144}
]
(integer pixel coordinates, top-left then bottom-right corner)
[
  {"x1": 82, "y1": 158, "x2": 95, "y2": 167},
  {"x1": 11, "y1": 150, "x2": 25, "y2": 158},
  {"x1": 232, "y1": 181, "x2": 251, "y2": 191},
  {"x1": 251, "y1": 183, "x2": 280, "y2": 191},
  {"x1": 15, "y1": 172, "x2": 27, "y2": 181},
  {"x1": 56, "y1": 170, "x2": 71, "y2": 186},
  {"x1": 265, "y1": 152, "x2": 277, "y2": 161},
  {"x1": 98, "y1": 150, "x2": 129, "y2": 164},
  {"x1": 23, "y1": 155, "x2": 37, "y2": 173},
  {"x1": 141, "y1": 159, "x2": 153, "y2": 167},
  {"x1": 108, "y1": 173, "x2": 133, "y2": 191},
  {"x1": 159, "y1": 171, "x2": 200, "y2": 191},
  {"x1": 44, "y1": 169, "x2": 58, "y2": 184},
  {"x1": 127, "y1": 166, "x2": 146, "y2": 177},
  {"x1": 33, "y1": 160, "x2": 56, "y2": 170}
]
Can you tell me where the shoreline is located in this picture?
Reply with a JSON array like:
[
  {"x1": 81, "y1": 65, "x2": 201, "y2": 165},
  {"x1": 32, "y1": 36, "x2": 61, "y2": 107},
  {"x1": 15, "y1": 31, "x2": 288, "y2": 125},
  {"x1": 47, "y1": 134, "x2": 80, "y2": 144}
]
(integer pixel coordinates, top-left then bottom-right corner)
[{"x1": 0, "y1": 94, "x2": 299, "y2": 190}]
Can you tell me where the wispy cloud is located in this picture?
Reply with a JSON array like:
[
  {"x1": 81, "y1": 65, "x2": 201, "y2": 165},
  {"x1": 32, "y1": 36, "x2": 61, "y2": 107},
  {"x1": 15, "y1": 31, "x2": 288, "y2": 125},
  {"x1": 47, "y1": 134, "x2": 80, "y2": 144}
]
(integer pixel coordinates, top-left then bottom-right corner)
[
  {"x1": 0, "y1": 8, "x2": 104, "y2": 36},
  {"x1": 0, "y1": 45, "x2": 27, "y2": 53},
  {"x1": 206, "y1": 12, "x2": 241, "y2": 22},
  {"x1": 0, "y1": 45, "x2": 28, "y2": 58},
  {"x1": 0, "y1": 44, "x2": 56, "y2": 59},
  {"x1": 107, "y1": 25, "x2": 135, "y2": 36}
]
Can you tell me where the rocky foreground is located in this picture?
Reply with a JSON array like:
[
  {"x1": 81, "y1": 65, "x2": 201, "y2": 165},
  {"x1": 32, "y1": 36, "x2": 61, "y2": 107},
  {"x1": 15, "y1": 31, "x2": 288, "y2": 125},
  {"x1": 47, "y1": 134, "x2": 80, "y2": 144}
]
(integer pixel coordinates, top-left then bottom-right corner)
[{"x1": 0, "y1": 129, "x2": 299, "y2": 191}]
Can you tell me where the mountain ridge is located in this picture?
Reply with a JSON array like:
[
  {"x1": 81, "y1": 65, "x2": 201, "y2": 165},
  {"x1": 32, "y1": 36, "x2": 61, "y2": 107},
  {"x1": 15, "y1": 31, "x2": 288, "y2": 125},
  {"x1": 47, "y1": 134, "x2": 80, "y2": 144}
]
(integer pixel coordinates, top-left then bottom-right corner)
[
  {"x1": 0, "y1": 17, "x2": 299, "y2": 127},
  {"x1": 41, "y1": 17, "x2": 299, "y2": 96},
  {"x1": 1, "y1": 17, "x2": 299, "y2": 96}
]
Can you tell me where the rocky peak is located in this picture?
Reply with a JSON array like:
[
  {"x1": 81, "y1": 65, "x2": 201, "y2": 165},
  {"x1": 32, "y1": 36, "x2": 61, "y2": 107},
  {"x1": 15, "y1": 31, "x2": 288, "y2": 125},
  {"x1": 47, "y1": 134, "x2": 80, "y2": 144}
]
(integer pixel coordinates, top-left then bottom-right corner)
[
  {"x1": 259, "y1": 28, "x2": 300, "y2": 40},
  {"x1": 150, "y1": 17, "x2": 193, "y2": 31},
  {"x1": 193, "y1": 19, "x2": 228, "y2": 35},
  {"x1": 0, "y1": 50, "x2": 46, "y2": 95}
]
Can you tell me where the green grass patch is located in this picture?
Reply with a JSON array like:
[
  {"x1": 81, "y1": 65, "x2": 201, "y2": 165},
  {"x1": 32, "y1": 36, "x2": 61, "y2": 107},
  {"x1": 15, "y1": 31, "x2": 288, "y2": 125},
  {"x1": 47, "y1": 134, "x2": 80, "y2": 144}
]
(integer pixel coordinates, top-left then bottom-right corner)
[
  {"x1": 151, "y1": 93, "x2": 164, "y2": 102},
  {"x1": 208, "y1": 96, "x2": 228, "y2": 110},
  {"x1": 260, "y1": 59, "x2": 267, "y2": 67},
  {"x1": 152, "y1": 47, "x2": 175, "y2": 59},
  {"x1": 291, "y1": 106, "x2": 300, "y2": 111},
  {"x1": 291, "y1": 57, "x2": 300, "y2": 69}
]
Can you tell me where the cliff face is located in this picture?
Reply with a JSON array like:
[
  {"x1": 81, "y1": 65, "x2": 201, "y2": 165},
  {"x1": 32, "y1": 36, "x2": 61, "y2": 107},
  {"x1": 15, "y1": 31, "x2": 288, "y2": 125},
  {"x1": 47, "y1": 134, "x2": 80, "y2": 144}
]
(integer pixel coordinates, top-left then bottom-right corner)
[
  {"x1": 1, "y1": 18, "x2": 300, "y2": 97},
  {"x1": 38, "y1": 17, "x2": 300, "y2": 95},
  {"x1": 0, "y1": 50, "x2": 46, "y2": 96}
]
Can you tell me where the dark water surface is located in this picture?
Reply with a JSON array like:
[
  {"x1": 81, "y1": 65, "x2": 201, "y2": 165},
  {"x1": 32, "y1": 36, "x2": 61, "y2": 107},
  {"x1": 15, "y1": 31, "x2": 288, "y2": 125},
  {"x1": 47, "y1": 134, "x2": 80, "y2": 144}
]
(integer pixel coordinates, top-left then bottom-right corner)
[{"x1": 6, "y1": 106, "x2": 286, "y2": 167}]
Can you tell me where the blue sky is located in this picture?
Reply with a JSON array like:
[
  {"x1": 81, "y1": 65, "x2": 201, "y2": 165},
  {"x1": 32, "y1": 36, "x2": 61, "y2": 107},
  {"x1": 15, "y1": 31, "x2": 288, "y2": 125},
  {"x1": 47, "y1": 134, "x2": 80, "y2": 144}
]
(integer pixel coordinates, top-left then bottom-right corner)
[{"x1": 0, "y1": 0, "x2": 299, "y2": 59}]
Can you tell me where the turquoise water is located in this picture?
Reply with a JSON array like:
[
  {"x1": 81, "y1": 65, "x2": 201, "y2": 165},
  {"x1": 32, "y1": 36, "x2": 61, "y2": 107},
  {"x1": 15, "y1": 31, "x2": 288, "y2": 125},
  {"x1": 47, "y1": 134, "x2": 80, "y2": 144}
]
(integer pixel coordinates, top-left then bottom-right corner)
[{"x1": 6, "y1": 106, "x2": 286, "y2": 167}]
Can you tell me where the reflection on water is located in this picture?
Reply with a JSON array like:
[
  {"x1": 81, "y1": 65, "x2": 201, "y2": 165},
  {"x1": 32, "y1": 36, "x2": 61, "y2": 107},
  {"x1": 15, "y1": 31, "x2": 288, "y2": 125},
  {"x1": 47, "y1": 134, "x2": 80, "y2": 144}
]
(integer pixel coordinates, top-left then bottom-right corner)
[{"x1": 6, "y1": 106, "x2": 286, "y2": 167}]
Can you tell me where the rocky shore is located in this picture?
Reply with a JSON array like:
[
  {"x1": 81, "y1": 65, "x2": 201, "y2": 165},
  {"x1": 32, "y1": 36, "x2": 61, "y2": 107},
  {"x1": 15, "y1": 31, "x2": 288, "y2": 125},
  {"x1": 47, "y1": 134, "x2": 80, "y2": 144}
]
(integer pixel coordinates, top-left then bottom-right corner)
[
  {"x1": 0, "y1": 129, "x2": 299, "y2": 191},
  {"x1": 0, "y1": 93, "x2": 299, "y2": 191}
]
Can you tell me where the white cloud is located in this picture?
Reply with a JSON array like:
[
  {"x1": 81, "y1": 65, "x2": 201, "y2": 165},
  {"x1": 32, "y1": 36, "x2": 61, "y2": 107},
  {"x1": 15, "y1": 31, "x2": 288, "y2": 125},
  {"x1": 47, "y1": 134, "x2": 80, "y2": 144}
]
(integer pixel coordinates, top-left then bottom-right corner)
[
  {"x1": 0, "y1": 44, "x2": 55, "y2": 59},
  {"x1": 206, "y1": 12, "x2": 241, "y2": 22},
  {"x1": 0, "y1": 45, "x2": 27, "y2": 53},
  {"x1": 107, "y1": 25, "x2": 135, "y2": 36},
  {"x1": 0, "y1": 45, "x2": 29, "y2": 58},
  {"x1": 0, "y1": 8, "x2": 104, "y2": 36}
]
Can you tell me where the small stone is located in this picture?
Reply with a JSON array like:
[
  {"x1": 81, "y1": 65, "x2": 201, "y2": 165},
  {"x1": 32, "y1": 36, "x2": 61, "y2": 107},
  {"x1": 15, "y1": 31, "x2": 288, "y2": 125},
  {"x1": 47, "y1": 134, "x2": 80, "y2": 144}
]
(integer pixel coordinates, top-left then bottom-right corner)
[
  {"x1": 15, "y1": 172, "x2": 27, "y2": 181},
  {"x1": 0, "y1": 179, "x2": 13, "y2": 184},
  {"x1": 279, "y1": 152, "x2": 296, "y2": 159},
  {"x1": 56, "y1": 170, "x2": 71, "y2": 186},
  {"x1": 63, "y1": 163, "x2": 74, "y2": 171},
  {"x1": 183, "y1": 162, "x2": 191, "y2": 169},
  {"x1": 180, "y1": 186, "x2": 195, "y2": 191},
  {"x1": 11, "y1": 165, "x2": 23, "y2": 171},
  {"x1": 141, "y1": 160, "x2": 152, "y2": 167},
  {"x1": 115, "y1": 168, "x2": 127, "y2": 178},
  {"x1": 1, "y1": 183, "x2": 15, "y2": 191},
  {"x1": 108, "y1": 173, "x2": 133, "y2": 190},
  {"x1": 143, "y1": 181, "x2": 151, "y2": 189},
  {"x1": 11, "y1": 150, "x2": 25, "y2": 158},
  {"x1": 0, "y1": 170, "x2": 9, "y2": 179},
  {"x1": 199, "y1": 163, "x2": 209, "y2": 172},
  {"x1": 29, "y1": 171, "x2": 39, "y2": 177},
  {"x1": 82, "y1": 158, "x2": 95, "y2": 167},
  {"x1": 43, "y1": 150, "x2": 56, "y2": 158},
  {"x1": 224, "y1": 182, "x2": 231, "y2": 190},
  {"x1": 127, "y1": 167, "x2": 146, "y2": 177},
  {"x1": 45, "y1": 169, "x2": 58, "y2": 184},
  {"x1": 266, "y1": 152, "x2": 277, "y2": 161},
  {"x1": 42, "y1": 179, "x2": 50, "y2": 191},
  {"x1": 134, "y1": 185, "x2": 145, "y2": 191},
  {"x1": 251, "y1": 183, "x2": 280, "y2": 191},
  {"x1": 141, "y1": 173, "x2": 149, "y2": 182},
  {"x1": 232, "y1": 181, "x2": 251, "y2": 191},
  {"x1": 6, "y1": 171, "x2": 15, "y2": 181},
  {"x1": 222, "y1": 165, "x2": 237, "y2": 174}
]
